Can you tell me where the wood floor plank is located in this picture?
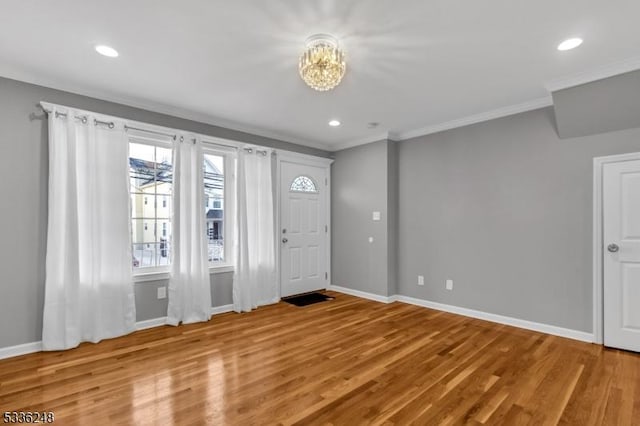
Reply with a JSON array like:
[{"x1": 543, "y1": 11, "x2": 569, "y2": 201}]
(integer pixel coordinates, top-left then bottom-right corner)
[{"x1": 1, "y1": 292, "x2": 639, "y2": 425}]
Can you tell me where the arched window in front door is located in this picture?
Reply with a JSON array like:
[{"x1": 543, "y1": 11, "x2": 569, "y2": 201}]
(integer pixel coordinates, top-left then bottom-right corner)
[{"x1": 290, "y1": 175, "x2": 318, "y2": 193}]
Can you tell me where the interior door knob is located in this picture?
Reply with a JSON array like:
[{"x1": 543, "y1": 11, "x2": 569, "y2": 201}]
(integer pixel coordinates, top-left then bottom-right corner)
[
  {"x1": 282, "y1": 238, "x2": 288, "y2": 243},
  {"x1": 607, "y1": 243, "x2": 619, "y2": 253}
]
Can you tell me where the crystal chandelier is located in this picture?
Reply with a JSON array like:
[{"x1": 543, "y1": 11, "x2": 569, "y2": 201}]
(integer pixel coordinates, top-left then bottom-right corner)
[{"x1": 298, "y1": 34, "x2": 346, "y2": 91}]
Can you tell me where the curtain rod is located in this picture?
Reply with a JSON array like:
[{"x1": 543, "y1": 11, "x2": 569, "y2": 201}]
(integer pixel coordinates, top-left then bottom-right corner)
[
  {"x1": 45, "y1": 108, "x2": 178, "y2": 140},
  {"x1": 42, "y1": 109, "x2": 87, "y2": 123},
  {"x1": 202, "y1": 142, "x2": 276, "y2": 156},
  {"x1": 43, "y1": 108, "x2": 117, "y2": 129},
  {"x1": 244, "y1": 147, "x2": 268, "y2": 156},
  {"x1": 40, "y1": 102, "x2": 278, "y2": 156}
]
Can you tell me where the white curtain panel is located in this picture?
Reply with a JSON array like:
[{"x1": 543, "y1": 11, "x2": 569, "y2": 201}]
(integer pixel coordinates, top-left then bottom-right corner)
[
  {"x1": 166, "y1": 137, "x2": 212, "y2": 325},
  {"x1": 42, "y1": 107, "x2": 136, "y2": 350},
  {"x1": 234, "y1": 148, "x2": 277, "y2": 312}
]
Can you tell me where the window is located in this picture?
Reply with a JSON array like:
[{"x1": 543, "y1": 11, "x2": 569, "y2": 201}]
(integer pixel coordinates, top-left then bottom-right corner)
[
  {"x1": 129, "y1": 140, "x2": 173, "y2": 270},
  {"x1": 290, "y1": 175, "x2": 318, "y2": 193},
  {"x1": 203, "y1": 151, "x2": 227, "y2": 263}
]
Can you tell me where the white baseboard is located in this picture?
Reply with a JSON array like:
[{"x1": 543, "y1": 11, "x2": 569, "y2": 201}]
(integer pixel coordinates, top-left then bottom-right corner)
[
  {"x1": 210, "y1": 304, "x2": 234, "y2": 316},
  {"x1": 395, "y1": 295, "x2": 594, "y2": 343},
  {"x1": 0, "y1": 294, "x2": 594, "y2": 361},
  {"x1": 328, "y1": 286, "x2": 593, "y2": 343},
  {"x1": 327, "y1": 285, "x2": 395, "y2": 304},
  {"x1": 135, "y1": 317, "x2": 168, "y2": 331},
  {"x1": 0, "y1": 304, "x2": 237, "y2": 361},
  {"x1": 0, "y1": 341, "x2": 43, "y2": 361}
]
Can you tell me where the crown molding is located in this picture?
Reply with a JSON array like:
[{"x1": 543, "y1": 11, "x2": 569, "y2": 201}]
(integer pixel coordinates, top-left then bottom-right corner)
[
  {"x1": 0, "y1": 66, "x2": 331, "y2": 152},
  {"x1": 330, "y1": 55, "x2": 640, "y2": 151},
  {"x1": 393, "y1": 96, "x2": 553, "y2": 142},
  {"x1": 545, "y1": 55, "x2": 640, "y2": 92},
  {"x1": 7, "y1": 53, "x2": 639, "y2": 155},
  {"x1": 328, "y1": 131, "x2": 396, "y2": 151},
  {"x1": 328, "y1": 97, "x2": 553, "y2": 152}
]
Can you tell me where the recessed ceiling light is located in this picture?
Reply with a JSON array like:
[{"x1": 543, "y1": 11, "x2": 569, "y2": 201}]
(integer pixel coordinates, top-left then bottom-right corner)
[
  {"x1": 329, "y1": 120, "x2": 341, "y2": 127},
  {"x1": 557, "y1": 38, "x2": 583, "y2": 51},
  {"x1": 95, "y1": 45, "x2": 119, "y2": 58}
]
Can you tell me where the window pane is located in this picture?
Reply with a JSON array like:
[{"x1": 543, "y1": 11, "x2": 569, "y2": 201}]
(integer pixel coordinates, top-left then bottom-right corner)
[
  {"x1": 157, "y1": 241, "x2": 171, "y2": 266},
  {"x1": 132, "y1": 241, "x2": 157, "y2": 268},
  {"x1": 131, "y1": 219, "x2": 149, "y2": 245},
  {"x1": 129, "y1": 141, "x2": 173, "y2": 270},
  {"x1": 157, "y1": 195, "x2": 171, "y2": 219},
  {"x1": 129, "y1": 143, "x2": 156, "y2": 190},
  {"x1": 156, "y1": 146, "x2": 173, "y2": 165},
  {"x1": 204, "y1": 154, "x2": 224, "y2": 262},
  {"x1": 155, "y1": 147, "x2": 173, "y2": 195},
  {"x1": 158, "y1": 220, "x2": 171, "y2": 242}
]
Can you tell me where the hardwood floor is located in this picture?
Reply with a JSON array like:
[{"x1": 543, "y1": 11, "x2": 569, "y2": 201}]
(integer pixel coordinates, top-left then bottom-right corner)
[{"x1": 1, "y1": 292, "x2": 639, "y2": 425}]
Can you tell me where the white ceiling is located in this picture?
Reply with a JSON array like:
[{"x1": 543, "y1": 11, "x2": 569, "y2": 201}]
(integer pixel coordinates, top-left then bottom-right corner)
[{"x1": 1, "y1": 0, "x2": 639, "y2": 151}]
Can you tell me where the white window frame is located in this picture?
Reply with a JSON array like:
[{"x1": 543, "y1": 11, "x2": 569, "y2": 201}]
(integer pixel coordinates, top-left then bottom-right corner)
[
  {"x1": 203, "y1": 144, "x2": 236, "y2": 272},
  {"x1": 40, "y1": 101, "x2": 246, "y2": 283},
  {"x1": 129, "y1": 135, "x2": 174, "y2": 279}
]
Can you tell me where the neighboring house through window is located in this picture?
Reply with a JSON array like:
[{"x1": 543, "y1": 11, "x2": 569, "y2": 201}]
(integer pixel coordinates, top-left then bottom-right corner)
[
  {"x1": 203, "y1": 151, "x2": 227, "y2": 263},
  {"x1": 128, "y1": 137, "x2": 233, "y2": 273},
  {"x1": 129, "y1": 139, "x2": 173, "y2": 270}
]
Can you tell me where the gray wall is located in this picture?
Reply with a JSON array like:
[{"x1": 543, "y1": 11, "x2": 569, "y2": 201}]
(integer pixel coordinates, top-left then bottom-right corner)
[
  {"x1": 0, "y1": 76, "x2": 328, "y2": 348},
  {"x1": 553, "y1": 69, "x2": 640, "y2": 139},
  {"x1": 398, "y1": 107, "x2": 640, "y2": 332},
  {"x1": 134, "y1": 272, "x2": 234, "y2": 322},
  {"x1": 331, "y1": 140, "x2": 397, "y2": 297}
]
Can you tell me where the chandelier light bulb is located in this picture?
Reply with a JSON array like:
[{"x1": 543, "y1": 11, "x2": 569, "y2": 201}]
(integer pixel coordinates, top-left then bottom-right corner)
[{"x1": 299, "y1": 34, "x2": 346, "y2": 91}]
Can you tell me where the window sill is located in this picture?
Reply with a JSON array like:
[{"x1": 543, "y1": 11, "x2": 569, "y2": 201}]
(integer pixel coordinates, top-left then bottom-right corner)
[
  {"x1": 133, "y1": 265, "x2": 234, "y2": 283},
  {"x1": 133, "y1": 271, "x2": 170, "y2": 283},
  {"x1": 209, "y1": 264, "x2": 234, "y2": 273}
]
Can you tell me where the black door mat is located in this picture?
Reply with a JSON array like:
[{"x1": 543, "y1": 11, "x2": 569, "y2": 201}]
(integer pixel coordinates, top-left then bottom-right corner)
[{"x1": 282, "y1": 292, "x2": 335, "y2": 307}]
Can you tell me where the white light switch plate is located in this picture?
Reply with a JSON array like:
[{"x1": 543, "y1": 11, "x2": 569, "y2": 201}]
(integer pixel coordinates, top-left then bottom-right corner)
[
  {"x1": 418, "y1": 275, "x2": 424, "y2": 286},
  {"x1": 372, "y1": 211, "x2": 381, "y2": 221},
  {"x1": 445, "y1": 279, "x2": 453, "y2": 290}
]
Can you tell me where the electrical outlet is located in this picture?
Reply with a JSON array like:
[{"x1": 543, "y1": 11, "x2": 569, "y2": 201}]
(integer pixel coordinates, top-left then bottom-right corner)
[
  {"x1": 368, "y1": 236, "x2": 374, "y2": 243},
  {"x1": 445, "y1": 279, "x2": 453, "y2": 291},
  {"x1": 157, "y1": 286, "x2": 167, "y2": 299},
  {"x1": 418, "y1": 275, "x2": 424, "y2": 286},
  {"x1": 372, "y1": 211, "x2": 381, "y2": 221}
]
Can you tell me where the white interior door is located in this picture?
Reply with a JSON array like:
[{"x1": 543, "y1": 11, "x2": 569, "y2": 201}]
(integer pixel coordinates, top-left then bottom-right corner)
[
  {"x1": 603, "y1": 159, "x2": 640, "y2": 352},
  {"x1": 280, "y1": 161, "x2": 328, "y2": 297}
]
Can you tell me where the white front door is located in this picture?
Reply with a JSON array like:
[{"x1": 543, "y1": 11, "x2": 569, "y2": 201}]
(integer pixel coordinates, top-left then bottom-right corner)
[
  {"x1": 280, "y1": 161, "x2": 328, "y2": 297},
  {"x1": 604, "y1": 159, "x2": 640, "y2": 352}
]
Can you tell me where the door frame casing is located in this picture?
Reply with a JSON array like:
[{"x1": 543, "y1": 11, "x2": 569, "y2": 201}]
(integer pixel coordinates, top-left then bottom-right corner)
[
  {"x1": 593, "y1": 151, "x2": 640, "y2": 344},
  {"x1": 276, "y1": 151, "x2": 334, "y2": 299}
]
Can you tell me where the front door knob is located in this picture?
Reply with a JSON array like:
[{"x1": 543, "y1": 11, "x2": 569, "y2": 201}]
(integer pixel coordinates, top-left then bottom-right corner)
[
  {"x1": 607, "y1": 243, "x2": 619, "y2": 253},
  {"x1": 282, "y1": 238, "x2": 288, "y2": 243}
]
